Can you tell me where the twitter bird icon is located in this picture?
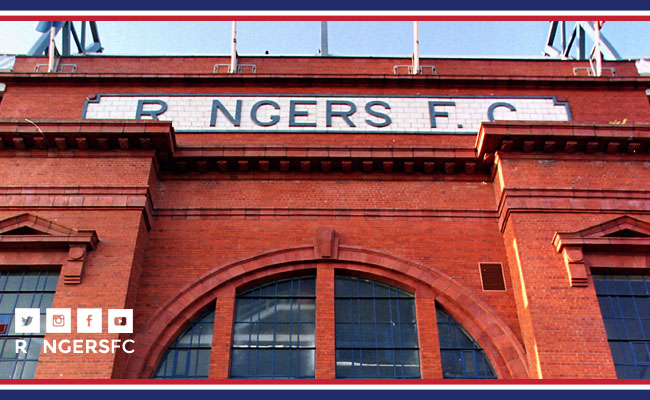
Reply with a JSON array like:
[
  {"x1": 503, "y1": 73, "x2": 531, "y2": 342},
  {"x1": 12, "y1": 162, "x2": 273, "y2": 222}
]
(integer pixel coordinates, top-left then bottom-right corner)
[{"x1": 14, "y1": 309, "x2": 40, "y2": 334}]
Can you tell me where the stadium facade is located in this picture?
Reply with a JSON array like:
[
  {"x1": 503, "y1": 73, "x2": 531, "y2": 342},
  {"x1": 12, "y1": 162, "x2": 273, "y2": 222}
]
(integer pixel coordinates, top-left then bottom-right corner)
[{"x1": 0, "y1": 55, "x2": 649, "y2": 380}]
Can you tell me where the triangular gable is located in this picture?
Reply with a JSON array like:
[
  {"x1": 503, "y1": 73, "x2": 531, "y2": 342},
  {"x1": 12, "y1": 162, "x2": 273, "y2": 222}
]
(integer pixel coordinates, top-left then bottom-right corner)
[
  {"x1": 572, "y1": 216, "x2": 650, "y2": 239},
  {"x1": 0, "y1": 213, "x2": 81, "y2": 236},
  {"x1": 553, "y1": 215, "x2": 650, "y2": 252},
  {"x1": 0, "y1": 213, "x2": 98, "y2": 249},
  {"x1": 553, "y1": 216, "x2": 650, "y2": 288},
  {"x1": 0, "y1": 213, "x2": 99, "y2": 285}
]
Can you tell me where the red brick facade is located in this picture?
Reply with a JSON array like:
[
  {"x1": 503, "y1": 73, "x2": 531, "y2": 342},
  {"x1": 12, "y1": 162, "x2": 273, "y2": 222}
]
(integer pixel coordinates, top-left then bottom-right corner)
[{"x1": 0, "y1": 55, "x2": 649, "y2": 379}]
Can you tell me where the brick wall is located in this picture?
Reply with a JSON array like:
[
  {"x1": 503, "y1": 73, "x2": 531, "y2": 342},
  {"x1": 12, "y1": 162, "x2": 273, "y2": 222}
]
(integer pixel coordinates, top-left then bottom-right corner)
[{"x1": 0, "y1": 56, "x2": 648, "y2": 379}]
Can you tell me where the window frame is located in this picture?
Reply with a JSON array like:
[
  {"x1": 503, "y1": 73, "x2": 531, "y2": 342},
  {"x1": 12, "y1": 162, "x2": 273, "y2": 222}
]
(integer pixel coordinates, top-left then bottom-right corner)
[
  {"x1": 334, "y1": 274, "x2": 421, "y2": 379},
  {"x1": 229, "y1": 275, "x2": 317, "y2": 379},
  {"x1": 593, "y1": 273, "x2": 650, "y2": 379}
]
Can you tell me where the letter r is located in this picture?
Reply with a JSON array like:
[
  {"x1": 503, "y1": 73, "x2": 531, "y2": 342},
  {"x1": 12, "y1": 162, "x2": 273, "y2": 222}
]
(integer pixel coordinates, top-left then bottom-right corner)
[{"x1": 15, "y1": 339, "x2": 27, "y2": 354}]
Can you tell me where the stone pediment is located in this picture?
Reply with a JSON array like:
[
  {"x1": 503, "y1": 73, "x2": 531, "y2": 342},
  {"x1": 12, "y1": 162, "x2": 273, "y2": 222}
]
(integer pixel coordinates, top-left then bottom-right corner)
[
  {"x1": 0, "y1": 213, "x2": 98, "y2": 284},
  {"x1": 552, "y1": 216, "x2": 650, "y2": 287}
]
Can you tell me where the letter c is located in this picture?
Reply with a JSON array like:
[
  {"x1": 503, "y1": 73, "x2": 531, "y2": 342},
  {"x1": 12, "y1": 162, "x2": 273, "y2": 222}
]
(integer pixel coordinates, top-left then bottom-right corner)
[{"x1": 487, "y1": 102, "x2": 517, "y2": 122}]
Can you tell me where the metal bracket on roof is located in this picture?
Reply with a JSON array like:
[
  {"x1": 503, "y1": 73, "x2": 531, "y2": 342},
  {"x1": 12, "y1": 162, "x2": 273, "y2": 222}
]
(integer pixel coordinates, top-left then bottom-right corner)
[
  {"x1": 543, "y1": 21, "x2": 621, "y2": 77},
  {"x1": 213, "y1": 64, "x2": 257, "y2": 74},
  {"x1": 543, "y1": 21, "x2": 621, "y2": 61},
  {"x1": 393, "y1": 65, "x2": 436, "y2": 75},
  {"x1": 28, "y1": 21, "x2": 103, "y2": 57}
]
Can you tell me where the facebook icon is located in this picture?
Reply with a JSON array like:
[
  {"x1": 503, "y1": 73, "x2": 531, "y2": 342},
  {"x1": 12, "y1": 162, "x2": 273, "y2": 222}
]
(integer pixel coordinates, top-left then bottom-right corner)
[{"x1": 77, "y1": 309, "x2": 102, "y2": 333}]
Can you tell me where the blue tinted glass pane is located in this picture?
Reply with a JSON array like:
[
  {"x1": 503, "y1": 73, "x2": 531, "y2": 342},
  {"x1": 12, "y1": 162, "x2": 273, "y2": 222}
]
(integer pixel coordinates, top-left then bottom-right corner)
[
  {"x1": 257, "y1": 323, "x2": 274, "y2": 346},
  {"x1": 275, "y1": 299, "x2": 292, "y2": 323},
  {"x1": 230, "y1": 349, "x2": 248, "y2": 377},
  {"x1": 358, "y1": 299, "x2": 375, "y2": 323},
  {"x1": 0, "y1": 294, "x2": 17, "y2": 313},
  {"x1": 44, "y1": 274, "x2": 58, "y2": 291},
  {"x1": 335, "y1": 276, "x2": 420, "y2": 379},
  {"x1": 229, "y1": 276, "x2": 316, "y2": 379},
  {"x1": 15, "y1": 293, "x2": 33, "y2": 308},
  {"x1": 334, "y1": 278, "x2": 351, "y2": 298},
  {"x1": 299, "y1": 323, "x2": 315, "y2": 347},
  {"x1": 400, "y1": 324, "x2": 419, "y2": 348},
  {"x1": 196, "y1": 349, "x2": 210, "y2": 377},
  {"x1": 5, "y1": 274, "x2": 22, "y2": 291},
  {"x1": 436, "y1": 306, "x2": 497, "y2": 379},
  {"x1": 40, "y1": 293, "x2": 54, "y2": 312},
  {"x1": 273, "y1": 349, "x2": 290, "y2": 377},
  {"x1": 619, "y1": 297, "x2": 637, "y2": 317},
  {"x1": 638, "y1": 298, "x2": 650, "y2": 318},
  {"x1": 299, "y1": 298, "x2": 316, "y2": 322},
  {"x1": 639, "y1": 365, "x2": 650, "y2": 379},
  {"x1": 335, "y1": 349, "x2": 354, "y2": 378},
  {"x1": 154, "y1": 307, "x2": 214, "y2": 379},
  {"x1": 335, "y1": 299, "x2": 351, "y2": 323},
  {"x1": 625, "y1": 319, "x2": 644, "y2": 340},
  {"x1": 256, "y1": 349, "x2": 273, "y2": 377},
  {"x1": 361, "y1": 349, "x2": 378, "y2": 377},
  {"x1": 614, "y1": 277, "x2": 632, "y2": 295},
  {"x1": 20, "y1": 273, "x2": 38, "y2": 292},
  {"x1": 633, "y1": 343, "x2": 650, "y2": 363},
  {"x1": 298, "y1": 278, "x2": 316, "y2": 297},
  {"x1": 375, "y1": 299, "x2": 391, "y2": 323},
  {"x1": 629, "y1": 276, "x2": 647, "y2": 295},
  {"x1": 398, "y1": 299, "x2": 416, "y2": 323},
  {"x1": 360, "y1": 324, "x2": 377, "y2": 348},
  {"x1": 274, "y1": 323, "x2": 291, "y2": 346},
  {"x1": 0, "y1": 271, "x2": 58, "y2": 380},
  {"x1": 374, "y1": 283, "x2": 389, "y2": 298},
  {"x1": 235, "y1": 298, "x2": 256, "y2": 322},
  {"x1": 615, "y1": 364, "x2": 631, "y2": 379},
  {"x1": 0, "y1": 361, "x2": 14, "y2": 379},
  {"x1": 359, "y1": 280, "x2": 373, "y2": 297},
  {"x1": 598, "y1": 297, "x2": 614, "y2": 317},
  {"x1": 258, "y1": 298, "x2": 276, "y2": 323},
  {"x1": 276, "y1": 280, "x2": 292, "y2": 297},
  {"x1": 260, "y1": 282, "x2": 276, "y2": 297},
  {"x1": 299, "y1": 349, "x2": 315, "y2": 377},
  {"x1": 593, "y1": 274, "x2": 650, "y2": 379},
  {"x1": 336, "y1": 325, "x2": 353, "y2": 348}
]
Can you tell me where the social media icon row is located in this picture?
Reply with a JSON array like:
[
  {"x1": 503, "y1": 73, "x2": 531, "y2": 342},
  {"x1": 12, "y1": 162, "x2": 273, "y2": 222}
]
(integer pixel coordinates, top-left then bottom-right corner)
[{"x1": 14, "y1": 308, "x2": 133, "y2": 334}]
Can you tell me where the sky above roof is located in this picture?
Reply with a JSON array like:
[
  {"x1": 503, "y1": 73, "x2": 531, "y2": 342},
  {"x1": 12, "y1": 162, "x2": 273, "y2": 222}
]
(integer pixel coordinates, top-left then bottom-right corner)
[{"x1": 1, "y1": 20, "x2": 649, "y2": 59}]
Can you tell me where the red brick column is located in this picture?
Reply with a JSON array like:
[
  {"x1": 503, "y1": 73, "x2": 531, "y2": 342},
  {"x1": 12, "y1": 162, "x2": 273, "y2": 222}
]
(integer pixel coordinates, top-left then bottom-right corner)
[
  {"x1": 416, "y1": 288, "x2": 443, "y2": 379},
  {"x1": 315, "y1": 264, "x2": 336, "y2": 379},
  {"x1": 209, "y1": 285, "x2": 236, "y2": 379}
]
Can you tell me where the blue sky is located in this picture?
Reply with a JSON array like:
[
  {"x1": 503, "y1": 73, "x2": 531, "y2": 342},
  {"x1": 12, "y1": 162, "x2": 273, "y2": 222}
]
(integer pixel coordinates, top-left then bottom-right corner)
[{"x1": 1, "y1": 21, "x2": 649, "y2": 59}]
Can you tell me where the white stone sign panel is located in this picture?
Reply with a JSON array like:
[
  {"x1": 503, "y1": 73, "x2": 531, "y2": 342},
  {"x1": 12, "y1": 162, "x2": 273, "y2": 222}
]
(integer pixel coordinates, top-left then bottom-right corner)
[{"x1": 83, "y1": 94, "x2": 571, "y2": 134}]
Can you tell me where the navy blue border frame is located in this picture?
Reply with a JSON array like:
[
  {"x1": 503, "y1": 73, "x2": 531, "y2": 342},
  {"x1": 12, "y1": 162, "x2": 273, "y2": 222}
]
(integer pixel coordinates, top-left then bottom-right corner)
[{"x1": 82, "y1": 93, "x2": 572, "y2": 135}]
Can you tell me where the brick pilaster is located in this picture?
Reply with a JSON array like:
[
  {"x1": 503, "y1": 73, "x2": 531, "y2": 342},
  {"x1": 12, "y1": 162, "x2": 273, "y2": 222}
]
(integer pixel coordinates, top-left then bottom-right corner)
[
  {"x1": 209, "y1": 285, "x2": 236, "y2": 379},
  {"x1": 315, "y1": 265, "x2": 335, "y2": 379},
  {"x1": 416, "y1": 289, "x2": 443, "y2": 379}
]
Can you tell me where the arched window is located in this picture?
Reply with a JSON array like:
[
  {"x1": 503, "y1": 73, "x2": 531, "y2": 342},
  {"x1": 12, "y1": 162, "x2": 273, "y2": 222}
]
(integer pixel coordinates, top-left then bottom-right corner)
[
  {"x1": 436, "y1": 305, "x2": 497, "y2": 379},
  {"x1": 230, "y1": 276, "x2": 316, "y2": 378},
  {"x1": 335, "y1": 275, "x2": 420, "y2": 378},
  {"x1": 153, "y1": 307, "x2": 214, "y2": 379}
]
